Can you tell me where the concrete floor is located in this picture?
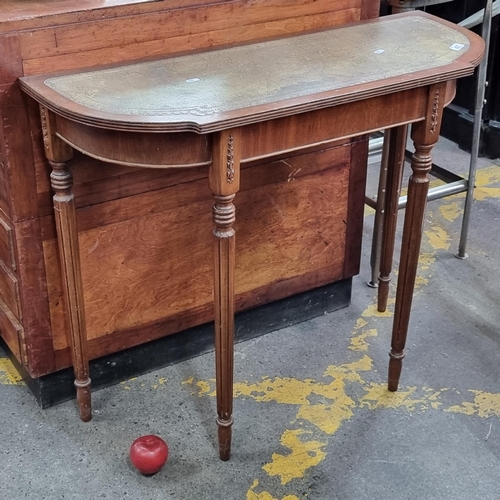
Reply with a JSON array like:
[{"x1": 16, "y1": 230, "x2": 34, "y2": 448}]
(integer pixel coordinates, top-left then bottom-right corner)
[{"x1": 1, "y1": 137, "x2": 500, "y2": 500}]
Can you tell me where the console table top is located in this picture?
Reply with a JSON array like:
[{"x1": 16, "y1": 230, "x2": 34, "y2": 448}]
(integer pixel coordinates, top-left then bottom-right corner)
[{"x1": 19, "y1": 12, "x2": 483, "y2": 133}]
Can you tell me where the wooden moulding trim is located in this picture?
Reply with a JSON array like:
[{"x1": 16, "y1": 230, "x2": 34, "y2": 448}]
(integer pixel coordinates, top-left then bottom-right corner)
[
  {"x1": 57, "y1": 128, "x2": 371, "y2": 171},
  {"x1": 57, "y1": 131, "x2": 351, "y2": 170},
  {"x1": 20, "y1": 69, "x2": 474, "y2": 135},
  {"x1": 52, "y1": 264, "x2": 345, "y2": 371}
]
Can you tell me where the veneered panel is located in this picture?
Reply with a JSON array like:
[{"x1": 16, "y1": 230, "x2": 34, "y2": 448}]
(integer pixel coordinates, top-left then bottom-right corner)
[{"x1": 45, "y1": 145, "x2": 350, "y2": 354}]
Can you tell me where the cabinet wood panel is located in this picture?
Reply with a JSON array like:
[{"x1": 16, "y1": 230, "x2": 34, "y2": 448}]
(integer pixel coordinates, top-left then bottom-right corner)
[{"x1": 43, "y1": 144, "x2": 351, "y2": 355}]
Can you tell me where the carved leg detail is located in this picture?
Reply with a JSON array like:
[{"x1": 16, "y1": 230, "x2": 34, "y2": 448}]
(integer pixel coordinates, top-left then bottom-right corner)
[
  {"x1": 213, "y1": 194, "x2": 236, "y2": 461},
  {"x1": 378, "y1": 125, "x2": 407, "y2": 312},
  {"x1": 50, "y1": 161, "x2": 92, "y2": 421},
  {"x1": 388, "y1": 142, "x2": 433, "y2": 392},
  {"x1": 209, "y1": 129, "x2": 241, "y2": 461},
  {"x1": 387, "y1": 84, "x2": 444, "y2": 392}
]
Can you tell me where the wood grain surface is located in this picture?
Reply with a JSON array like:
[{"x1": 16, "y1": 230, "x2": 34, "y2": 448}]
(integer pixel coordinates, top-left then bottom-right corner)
[{"x1": 44, "y1": 143, "x2": 351, "y2": 356}]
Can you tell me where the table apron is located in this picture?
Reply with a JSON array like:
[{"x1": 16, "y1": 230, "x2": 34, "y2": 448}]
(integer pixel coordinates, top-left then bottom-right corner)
[{"x1": 52, "y1": 84, "x2": 456, "y2": 169}]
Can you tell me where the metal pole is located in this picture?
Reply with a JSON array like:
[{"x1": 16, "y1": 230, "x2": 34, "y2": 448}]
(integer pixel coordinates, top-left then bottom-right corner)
[{"x1": 456, "y1": 0, "x2": 494, "y2": 259}]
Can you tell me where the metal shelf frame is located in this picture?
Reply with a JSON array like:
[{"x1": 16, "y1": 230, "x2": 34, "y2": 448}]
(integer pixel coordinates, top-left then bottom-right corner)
[{"x1": 366, "y1": 0, "x2": 497, "y2": 287}]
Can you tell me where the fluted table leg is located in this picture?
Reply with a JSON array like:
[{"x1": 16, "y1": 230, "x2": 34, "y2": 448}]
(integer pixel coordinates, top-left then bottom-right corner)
[
  {"x1": 388, "y1": 84, "x2": 445, "y2": 392},
  {"x1": 378, "y1": 125, "x2": 407, "y2": 312},
  {"x1": 209, "y1": 129, "x2": 241, "y2": 460},
  {"x1": 41, "y1": 106, "x2": 91, "y2": 421}
]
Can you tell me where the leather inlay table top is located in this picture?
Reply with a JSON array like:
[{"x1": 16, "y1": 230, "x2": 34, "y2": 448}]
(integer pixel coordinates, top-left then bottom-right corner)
[{"x1": 23, "y1": 14, "x2": 478, "y2": 132}]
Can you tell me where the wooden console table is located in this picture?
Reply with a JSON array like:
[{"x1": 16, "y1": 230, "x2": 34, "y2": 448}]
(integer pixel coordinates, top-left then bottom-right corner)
[{"x1": 19, "y1": 12, "x2": 483, "y2": 460}]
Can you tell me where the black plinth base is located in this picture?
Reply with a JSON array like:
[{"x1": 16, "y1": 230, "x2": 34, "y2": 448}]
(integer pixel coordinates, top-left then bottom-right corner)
[{"x1": 4, "y1": 278, "x2": 352, "y2": 409}]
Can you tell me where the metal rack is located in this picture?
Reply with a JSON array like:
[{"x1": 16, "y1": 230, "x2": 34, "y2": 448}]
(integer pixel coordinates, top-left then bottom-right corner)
[{"x1": 366, "y1": 0, "x2": 497, "y2": 287}]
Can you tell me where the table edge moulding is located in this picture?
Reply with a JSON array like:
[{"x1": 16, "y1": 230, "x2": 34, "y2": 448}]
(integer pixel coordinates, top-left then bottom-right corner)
[{"x1": 18, "y1": 11, "x2": 485, "y2": 461}]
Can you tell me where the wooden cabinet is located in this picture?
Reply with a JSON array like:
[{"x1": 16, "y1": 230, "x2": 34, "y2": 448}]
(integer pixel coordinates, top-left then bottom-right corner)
[{"x1": 0, "y1": 0, "x2": 378, "y2": 392}]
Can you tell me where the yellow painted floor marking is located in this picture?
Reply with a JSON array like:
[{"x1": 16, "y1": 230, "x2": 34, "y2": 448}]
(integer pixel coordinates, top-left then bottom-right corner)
[
  {"x1": 263, "y1": 429, "x2": 327, "y2": 485},
  {"x1": 349, "y1": 328, "x2": 378, "y2": 352},
  {"x1": 362, "y1": 302, "x2": 393, "y2": 318},
  {"x1": 474, "y1": 165, "x2": 500, "y2": 201},
  {"x1": 361, "y1": 384, "x2": 430, "y2": 412},
  {"x1": 424, "y1": 225, "x2": 451, "y2": 251},
  {"x1": 475, "y1": 186, "x2": 500, "y2": 201},
  {"x1": 247, "y1": 480, "x2": 299, "y2": 500},
  {"x1": 120, "y1": 376, "x2": 168, "y2": 391},
  {"x1": 234, "y1": 377, "x2": 323, "y2": 406},
  {"x1": 446, "y1": 390, "x2": 500, "y2": 418},
  {"x1": 151, "y1": 377, "x2": 168, "y2": 390},
  {"x1": 0, "y1": 358, "x2": 24, "y2": 385},
  {"x1": 418, "y1": 252, "x2": 436, "y2": 269},
  {"x1": 437, "y1": 164, "x2": 500, "y2": 220},
  {"x1": 439, "y1": 201, "x2": 462, "y2": 222}
]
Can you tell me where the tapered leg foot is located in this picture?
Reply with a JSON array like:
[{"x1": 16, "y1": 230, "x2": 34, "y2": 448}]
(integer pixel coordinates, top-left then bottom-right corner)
[
  {"x1": 377, "y1": 276, "x2": 391, "y2": 313},
  {"x1": 217, "y1": 418, "x2": 233, "y2": 461},
  {"x1": 76, "y1": 379, "x2": 92, "y2": 422},
  {"x1": 387, "y1": 351, "x2": 404, "y2": 391}
]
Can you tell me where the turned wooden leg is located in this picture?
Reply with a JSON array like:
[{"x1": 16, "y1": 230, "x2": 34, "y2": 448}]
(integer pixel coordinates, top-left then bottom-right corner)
[
  {"x1": 209, "y1": 129, "x2": 241, "y2": 460},
  {"x1": 41, "y1": 105, "x2": 91, "y2": 420},
  {"x1": 378, "y1": 125, "x2": 407, "y2": 312},
  {"x1": 50, "y1": 160, "x2": 92, "y2": 421},
  {"x1": 388, "y1": 85, "x2": 444, "y2": 391}
]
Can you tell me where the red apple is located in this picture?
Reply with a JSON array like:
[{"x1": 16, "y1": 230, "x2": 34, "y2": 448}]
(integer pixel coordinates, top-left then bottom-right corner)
[{"x1": 129, "y1": 435, "x2": 169, "y2": 475}]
